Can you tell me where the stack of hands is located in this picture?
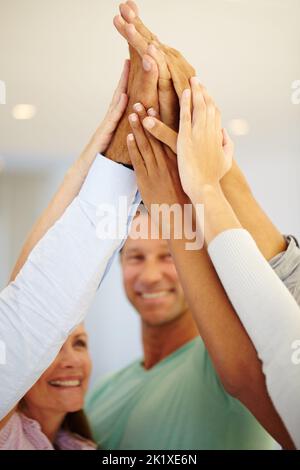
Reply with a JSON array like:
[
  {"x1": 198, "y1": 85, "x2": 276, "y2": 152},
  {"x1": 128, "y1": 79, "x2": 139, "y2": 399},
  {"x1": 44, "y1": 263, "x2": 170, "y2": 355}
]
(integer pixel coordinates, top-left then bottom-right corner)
[
  {"x1": 1, "y1": 1, "x2": 299, "y2": 452},
  {"x1": 91, "y1": 0, "x2": 239, "y2": 245}
]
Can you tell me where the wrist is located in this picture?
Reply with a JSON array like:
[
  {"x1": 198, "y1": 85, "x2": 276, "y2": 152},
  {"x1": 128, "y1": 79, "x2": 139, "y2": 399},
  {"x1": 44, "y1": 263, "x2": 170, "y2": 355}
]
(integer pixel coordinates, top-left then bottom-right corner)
[
  {"x1": 190, "y1": 182, "x2": 222, "y2": 206},
  {"x1": 90, "y1": 130, "x2": 106, "y2": 155},
  {"x1": 221, "y1": 160, "x2": 252, "y2": 196}
]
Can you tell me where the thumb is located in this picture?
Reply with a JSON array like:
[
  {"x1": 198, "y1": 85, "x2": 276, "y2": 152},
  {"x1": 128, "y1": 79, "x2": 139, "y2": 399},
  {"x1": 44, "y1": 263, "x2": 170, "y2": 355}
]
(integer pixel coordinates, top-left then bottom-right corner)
[{"x1": 222, "y1": 128, "x2": 233, "y2": 149}]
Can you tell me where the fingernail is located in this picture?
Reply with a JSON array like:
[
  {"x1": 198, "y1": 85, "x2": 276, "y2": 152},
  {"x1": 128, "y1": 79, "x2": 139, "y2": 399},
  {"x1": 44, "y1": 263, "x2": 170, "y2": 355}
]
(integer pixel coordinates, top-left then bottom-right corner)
[
  {"x1": 147, "y1": 108, "x2": 157, "y2": 117},
  {"x1": 133, "y1": 103, "x2": 143, "y2": 113},
  {"x1": 129, "y1": 113, "x2": 138, "y2": 123},
  {"x1": 128, "y1": 8, "x2": 136, "y2": 19},
  {"x1": 143, "y1": 117, "x2": 155, "y2": 129},
  {"x1": 148, "y1": 44, "x2": 157, "y2": 55},
  {"x1": 183, "y1": 88, "x2": 191, "y2": 99},
  {"x1": 143, "y1": 58, "x2": 152, "y2": 72},
  {"x1": 118, "y1": 15, "x2": 125, "y2": 25},
  {"x1": 191, "y1": 76, "x2": 200, "y2": 84},
  {"x1": 127, "y1": 133, "x2": 134, "y2": 141}
]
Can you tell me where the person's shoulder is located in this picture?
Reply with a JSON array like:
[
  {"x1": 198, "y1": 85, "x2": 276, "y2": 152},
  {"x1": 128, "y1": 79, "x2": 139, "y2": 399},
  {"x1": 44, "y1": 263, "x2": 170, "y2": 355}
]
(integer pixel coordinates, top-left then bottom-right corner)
[{"x1": 188, "y1": 336, "x2": 207, "y2": 362}]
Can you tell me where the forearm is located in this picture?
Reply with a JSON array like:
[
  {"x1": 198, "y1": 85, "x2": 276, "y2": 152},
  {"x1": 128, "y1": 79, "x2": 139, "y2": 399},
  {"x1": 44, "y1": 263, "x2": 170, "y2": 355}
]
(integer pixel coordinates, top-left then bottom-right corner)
[
  {"x1": 208, "y1": 229, "x2": 300, "y2": 448},
  {"x1": 168, "y1": 233, "x2": 294, "y2": 448},
  {"x1": 221, "y1": 160, "x2": 286, "y2": 260}
]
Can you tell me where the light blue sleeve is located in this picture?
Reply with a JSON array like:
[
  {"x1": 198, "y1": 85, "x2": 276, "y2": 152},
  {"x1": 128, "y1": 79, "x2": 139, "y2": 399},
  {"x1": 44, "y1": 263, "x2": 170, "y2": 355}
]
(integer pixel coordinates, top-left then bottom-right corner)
[{"x1": 0, "y1": 156, "x2": 140, "y2": 420}]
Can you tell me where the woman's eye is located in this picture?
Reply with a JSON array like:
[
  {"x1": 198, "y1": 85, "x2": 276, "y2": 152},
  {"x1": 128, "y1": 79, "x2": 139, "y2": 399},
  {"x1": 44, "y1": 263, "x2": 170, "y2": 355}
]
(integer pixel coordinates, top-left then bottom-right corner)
[
  {"x1": 74, "y1": 339, "x2": 87, "y2": 349},
  {"x1": 127, "y1": 255, "x2": 144, "y2": 262}
]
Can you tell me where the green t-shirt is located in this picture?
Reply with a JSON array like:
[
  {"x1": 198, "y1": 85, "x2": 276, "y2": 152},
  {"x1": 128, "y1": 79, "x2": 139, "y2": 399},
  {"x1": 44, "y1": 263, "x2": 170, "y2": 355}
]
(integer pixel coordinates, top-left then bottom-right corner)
[{"x1": 85, "y1": 337, "x2": 275, "y2": 450}]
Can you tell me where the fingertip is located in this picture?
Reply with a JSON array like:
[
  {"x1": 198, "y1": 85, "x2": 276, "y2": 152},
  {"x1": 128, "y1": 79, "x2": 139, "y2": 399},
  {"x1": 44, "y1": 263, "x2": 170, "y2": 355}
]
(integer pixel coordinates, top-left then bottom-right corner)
[
  {"x1": 126, "y1": 0, "x2": 139, "y2": 16},
  {"x1": 133, "y1": 102, "x2": 143, "y2": 113},
  {"x1": 114, "y1": 14, "x2": 125, "y2": 26},
  {"x1": 127, "y1": 133, "x2": 135, "y2": 142},
  {"x1": 129, "y1": 113, "x2": 138, "y2": 124},
  {"x1": 190, "y1": 76, "x2": 199, "y2": 85},
  {"x1": 182, "y1": 88, "x2": 191, "y2": 100},
  {"x1": 142, "y1": 57, "x2": 152, "y2": 72},
  {"x1": 120, "y1": 2, "x2": 136, "y2": 21},
  {"x1": 128, "y1": 7, "x2": 136, "y2": 19},
  {"x1": 222, "y1": 128, "x2": 232, "y2": 144},
  {"x1": 147, "y1": 44, "x2": 157, "y2": 56},
  {"x1": 147, "y1": 108, "x2": 157, "y2": 117},
  {"x1": 142, "y1": 54, "x2": 158, "y2": 74},
  {"x1": 143, "y1": 117, "x2": 156, "y2": 130},
  {"x1": 119, "y1": 3, "x2": 125, "y2": 15},
  {"x1": 118, "y1": 92, "x2": 128, "y2": 105}
]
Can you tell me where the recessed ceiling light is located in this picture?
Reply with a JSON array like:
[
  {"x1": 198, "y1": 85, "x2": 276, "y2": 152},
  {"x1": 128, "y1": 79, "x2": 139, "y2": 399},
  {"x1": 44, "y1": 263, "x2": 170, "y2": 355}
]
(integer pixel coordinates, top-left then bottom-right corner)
[
  {"x1": 228, "y1": 119, "x2": 250, "y2": 136},
  {"x1": 12, "y1": 104, "x2": 36, "y2": 120}
]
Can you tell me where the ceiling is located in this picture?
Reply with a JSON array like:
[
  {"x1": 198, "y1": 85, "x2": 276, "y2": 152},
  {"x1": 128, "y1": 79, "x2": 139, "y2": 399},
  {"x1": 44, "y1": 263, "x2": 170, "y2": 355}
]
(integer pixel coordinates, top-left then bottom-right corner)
[{"x1": 0, "y1": 0, "x2": 299, "y2": 171}]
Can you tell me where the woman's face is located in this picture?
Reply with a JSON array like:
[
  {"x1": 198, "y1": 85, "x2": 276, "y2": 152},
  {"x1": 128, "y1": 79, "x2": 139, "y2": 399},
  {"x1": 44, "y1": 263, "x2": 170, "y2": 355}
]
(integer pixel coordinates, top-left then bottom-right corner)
[{"x1": 24, "y1": 325, "x2": 92, "y2": 414}]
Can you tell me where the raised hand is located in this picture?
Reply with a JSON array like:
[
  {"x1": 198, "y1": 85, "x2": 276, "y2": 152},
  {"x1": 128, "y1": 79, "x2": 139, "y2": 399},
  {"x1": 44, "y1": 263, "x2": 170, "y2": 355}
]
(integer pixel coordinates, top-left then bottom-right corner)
[
  {"x1": 177, "y1": 78, "x2": 233, "y2": 203},
  {"x1": 126, "y1": 103, "x2": 188, "y2": 211},
  {"x1": 114, "y1": 1, "x2": 195, "y2": 130},
  {"x1": 91, "y1": 59, "x2": 130, "y2": 155},
  {"x1": 117, "y1": 1, "x2": 195, "y2": 97}
]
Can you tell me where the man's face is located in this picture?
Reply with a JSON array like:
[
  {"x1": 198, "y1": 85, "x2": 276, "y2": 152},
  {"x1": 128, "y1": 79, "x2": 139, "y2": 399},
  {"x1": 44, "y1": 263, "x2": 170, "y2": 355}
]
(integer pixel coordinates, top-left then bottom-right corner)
[{"x1": 120, "y1": 215, "x2": 188, "y2": 327}]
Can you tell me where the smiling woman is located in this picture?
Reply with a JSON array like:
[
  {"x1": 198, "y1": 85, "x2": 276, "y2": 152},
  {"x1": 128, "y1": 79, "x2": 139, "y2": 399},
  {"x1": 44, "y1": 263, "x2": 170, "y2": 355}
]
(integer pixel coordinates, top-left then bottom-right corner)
[{"x1": 0, "y1": 325, "x2": 96, "y2": 450}]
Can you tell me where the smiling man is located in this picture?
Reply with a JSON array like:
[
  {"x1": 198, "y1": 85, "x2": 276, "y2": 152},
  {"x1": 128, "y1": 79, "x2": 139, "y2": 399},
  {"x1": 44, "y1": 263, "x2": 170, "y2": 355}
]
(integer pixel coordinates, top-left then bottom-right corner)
[{"x1": 85, "y1": 210, "x2": 275, "y2": 450}]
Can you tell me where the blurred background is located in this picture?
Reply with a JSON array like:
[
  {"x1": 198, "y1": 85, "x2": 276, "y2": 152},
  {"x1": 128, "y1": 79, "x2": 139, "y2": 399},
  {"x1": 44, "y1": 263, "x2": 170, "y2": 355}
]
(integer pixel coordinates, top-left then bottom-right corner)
[{"x1": 0, "y1": 0, "x2": 299, "y2": 388}]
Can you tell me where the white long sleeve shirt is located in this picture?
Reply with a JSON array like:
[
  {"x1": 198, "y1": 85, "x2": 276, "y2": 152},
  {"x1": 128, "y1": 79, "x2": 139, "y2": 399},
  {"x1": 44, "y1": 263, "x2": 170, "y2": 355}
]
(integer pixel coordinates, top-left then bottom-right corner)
[
  {"x1": 0, "y1": 155, "x2": 140, "y2": 419},
  {"x1": 208, "y1": 228, "x2": 300, "y2": 448}
]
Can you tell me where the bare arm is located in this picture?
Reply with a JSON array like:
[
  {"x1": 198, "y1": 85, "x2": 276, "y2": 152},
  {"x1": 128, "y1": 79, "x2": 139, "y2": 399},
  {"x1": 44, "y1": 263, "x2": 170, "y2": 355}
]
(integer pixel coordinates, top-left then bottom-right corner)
[
  {"x1": 126, "y1": 100, "x2": 295, "y2": 449},
  {"x1": 114, "y1": 2, "x2": 294, "y2": 447}
]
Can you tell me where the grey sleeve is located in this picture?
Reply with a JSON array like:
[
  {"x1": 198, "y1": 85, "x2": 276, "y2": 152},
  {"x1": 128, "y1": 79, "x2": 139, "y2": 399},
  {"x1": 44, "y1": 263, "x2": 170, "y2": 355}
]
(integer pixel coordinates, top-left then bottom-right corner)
[{"x1": 270, "y1": 235, "x2": 300, "y2": 305}]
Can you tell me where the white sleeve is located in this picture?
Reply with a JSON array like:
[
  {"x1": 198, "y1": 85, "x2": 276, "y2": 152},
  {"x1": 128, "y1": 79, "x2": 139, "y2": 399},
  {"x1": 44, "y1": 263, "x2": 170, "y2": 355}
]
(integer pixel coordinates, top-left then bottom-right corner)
[
  {"x1": 0, "y1": 155, "x2": 141, "y2": 419},
  {"x1": 208, "y1": 228, "x2": 300, "y2": 449}
]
